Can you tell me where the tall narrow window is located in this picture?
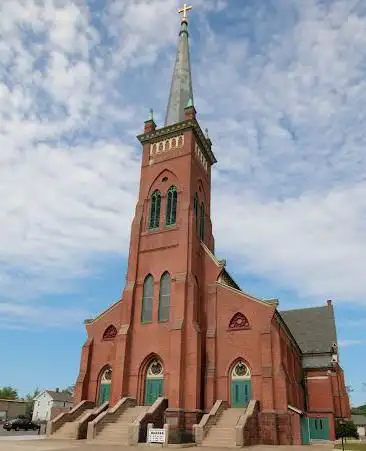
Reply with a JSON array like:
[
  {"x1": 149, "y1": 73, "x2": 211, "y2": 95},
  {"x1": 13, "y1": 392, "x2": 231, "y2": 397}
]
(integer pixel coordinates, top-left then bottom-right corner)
[
  {"x1": 141, "y1": 275, "x2": 154, "y2": 323},
  {"x1": 193, "y1": 192, "x2": 199, "y2": 232},
  {"x1": 199, "y1": 202, "x2": 205, "y2": 241},
  {"x1": 166, "y1": 186, "x2": 177, "y2": 226},
  {"x1": 149, "y1": 191, "x2": 161, "y2": 229},
  {"x1": 158, "y1": 272, "x2": 171, "y2": 322}
]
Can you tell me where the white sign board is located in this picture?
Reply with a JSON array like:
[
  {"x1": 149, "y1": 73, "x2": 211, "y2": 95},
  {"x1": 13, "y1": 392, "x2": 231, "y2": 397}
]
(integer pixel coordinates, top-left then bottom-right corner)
[{"x1": 148, "y1": 428, "x2": 166, "y2": 443}]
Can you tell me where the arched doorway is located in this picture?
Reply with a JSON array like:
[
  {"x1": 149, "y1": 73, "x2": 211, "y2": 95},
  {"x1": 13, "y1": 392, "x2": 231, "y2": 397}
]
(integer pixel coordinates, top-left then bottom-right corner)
[
  {"x1": 144, "y1": 359, "x2": 164, "y2": 406},
  {"x1": 230, "y1": 360, "x2": 251, "y2": 407},
  {"x1": 98, "y1": 367, "x2": 112, "y2": 405}
]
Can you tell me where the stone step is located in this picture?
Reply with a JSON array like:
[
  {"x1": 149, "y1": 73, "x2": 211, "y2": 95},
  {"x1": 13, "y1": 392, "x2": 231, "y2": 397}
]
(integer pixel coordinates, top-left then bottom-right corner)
[
  {"x1": 94, "y1": 436, "x2": 128, "y2": 443},
  {"x1": 202, "y1": 443, "x2": 238, "y2": 448},
  {"x1": 206, "y1": 427, "x2": 235, "y2": 436},
  {"x1": 97, "y1": 433, "x2": 128, "y2": 439},
  {"x1": 98, "y1": 425, "x2": 129, "y2": 432},
  {"x1": 93, "y1": 404, "x2": 149, "y2": 442}
]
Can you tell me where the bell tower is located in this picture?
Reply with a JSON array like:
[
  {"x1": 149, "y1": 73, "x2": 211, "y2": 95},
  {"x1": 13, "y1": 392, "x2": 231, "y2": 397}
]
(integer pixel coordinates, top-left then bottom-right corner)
[{"x1": 111, "y1": 4, "x2": 217, "y2": 427}]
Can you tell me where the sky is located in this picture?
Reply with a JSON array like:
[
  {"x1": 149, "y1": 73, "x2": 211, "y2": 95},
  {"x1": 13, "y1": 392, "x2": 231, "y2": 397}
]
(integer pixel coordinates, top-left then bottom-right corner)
[{"x1": 0, "y1": 0, "x2": 365, "y2": 407}]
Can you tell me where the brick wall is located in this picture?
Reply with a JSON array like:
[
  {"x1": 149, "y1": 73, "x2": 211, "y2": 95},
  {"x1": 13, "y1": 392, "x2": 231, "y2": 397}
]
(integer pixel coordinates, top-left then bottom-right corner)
[{"x1": 289, "y1": 411, "x2": 302, "y2": 445}]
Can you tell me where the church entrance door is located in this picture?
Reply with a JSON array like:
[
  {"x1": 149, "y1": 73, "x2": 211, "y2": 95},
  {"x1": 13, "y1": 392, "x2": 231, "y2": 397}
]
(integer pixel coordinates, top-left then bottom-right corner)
[
  {"x1": 309, "y1": 417, "x2": 330, "y2": 440},
  {"x1": 144, "y1": 359, "x2": 164, "y2": 406},
  {"x1": 300, "y1": 416, "x2": 310, "y2": 444},
  {"x1": 98, "y1": 367, "x2": 112, "y2": 405},
  {"x1": 230, "y1": 361, "x2": 251, "y2": 408}
]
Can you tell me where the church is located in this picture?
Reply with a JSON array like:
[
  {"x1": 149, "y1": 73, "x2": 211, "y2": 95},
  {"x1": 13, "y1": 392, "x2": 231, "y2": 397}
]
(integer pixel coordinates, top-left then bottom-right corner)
[{"x1": 70, "y1": 5, "x2": 351, "y2": 446}]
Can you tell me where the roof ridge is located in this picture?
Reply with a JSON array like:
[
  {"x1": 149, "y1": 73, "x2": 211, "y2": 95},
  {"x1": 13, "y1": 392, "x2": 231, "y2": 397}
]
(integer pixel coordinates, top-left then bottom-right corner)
[{"x1": 281, "y1": 304, "x2": 330, "y2": 313}]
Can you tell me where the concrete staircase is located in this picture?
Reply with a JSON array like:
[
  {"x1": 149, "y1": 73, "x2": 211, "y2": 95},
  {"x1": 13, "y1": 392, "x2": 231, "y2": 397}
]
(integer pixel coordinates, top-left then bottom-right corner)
[
  {"x1": 52, "y1": 408, "x2": 94, "y2": 439},
  {"x1": 93, "y1": 405, "x2": 149, "y2": 444},
  {"x1": 202, "y1": 408, "x2": 246, "y2": 448}
]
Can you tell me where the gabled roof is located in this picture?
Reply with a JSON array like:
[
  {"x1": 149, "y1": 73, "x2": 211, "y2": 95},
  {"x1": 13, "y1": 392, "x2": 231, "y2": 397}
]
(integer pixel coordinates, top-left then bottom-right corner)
[
  {"x1": 280, "y1": 305, "x2": 337, "y2": 354},
  {"x1": 352, "y1": 414, "x2": 366, "y2": 426},
  {"x1": 40, "y1": 390, "x2": 73, "y2": 403}
]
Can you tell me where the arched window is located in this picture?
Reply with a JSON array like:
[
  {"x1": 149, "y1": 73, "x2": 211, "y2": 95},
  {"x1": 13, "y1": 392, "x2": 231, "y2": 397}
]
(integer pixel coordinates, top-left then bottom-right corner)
[
  {"x1": 149, "y1": 190, "x2": 161, "y2": 229},
  {"x1": 141, "y1": 275, "x2": 154, "y2": 323},
  {"x1": 199, "y1": 202, "x2": 205, "y2": 241},
  {"x1": 166, "y1": 186, "x2": 177, "y2": 226},
  {"x1": 193, "y1": 193, "x2": 199, "y2": 232},
  {"x1": 103, "y1": 325, "x2": 118, "y2": 340},
  {"x1": 158, "y1": 272, "x2": 171, "y2": 322}
]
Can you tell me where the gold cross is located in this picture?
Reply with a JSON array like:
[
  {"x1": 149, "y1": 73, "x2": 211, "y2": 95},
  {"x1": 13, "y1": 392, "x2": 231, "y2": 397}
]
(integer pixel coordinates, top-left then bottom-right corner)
[{"x1": 178, "y1": 3, "x2": 193, "y2": 21}]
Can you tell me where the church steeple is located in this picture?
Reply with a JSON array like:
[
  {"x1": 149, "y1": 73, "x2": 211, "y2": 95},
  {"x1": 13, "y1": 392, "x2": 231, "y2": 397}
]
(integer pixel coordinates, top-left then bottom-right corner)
[{"x1": 164, "y1": 4, "x2": 194, "y2": 126}]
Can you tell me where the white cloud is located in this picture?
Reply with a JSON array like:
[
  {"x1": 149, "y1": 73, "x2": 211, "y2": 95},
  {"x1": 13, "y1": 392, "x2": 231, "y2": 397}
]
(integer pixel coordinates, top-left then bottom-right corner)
[
  {"x1": 1, "y1": 0, "x2": 366, "y2": 328},
  {"x1": 338, "y1": 339, "x2": 363, "y2": 348}
]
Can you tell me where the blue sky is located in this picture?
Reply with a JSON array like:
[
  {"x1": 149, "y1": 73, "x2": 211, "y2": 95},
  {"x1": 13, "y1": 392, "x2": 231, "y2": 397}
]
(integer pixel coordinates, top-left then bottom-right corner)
[{"x1": 0, "y1": 0, "x2": 365, "y2": 406}]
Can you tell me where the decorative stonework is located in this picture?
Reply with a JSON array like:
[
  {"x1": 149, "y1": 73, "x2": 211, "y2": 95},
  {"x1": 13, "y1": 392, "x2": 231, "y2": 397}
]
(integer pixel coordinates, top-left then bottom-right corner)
[
  {"x1": 231, "y1": 361, "x2": 250, "y2": 379},
  {"x1": 195, "y1": 142, "x2": 208, "y2": 171},
  {"x1": 103, "y1": 325, "x2": 118, "y2": 340},
  {"x1": 101, "y1": 368, "x2": 112, "y2": 383},
  {"x1": 228, "y1": 312, "x2": 250, "y2": 330},
  {"x1": 147, "y1": 359, "x2": 164, "y2": 378},
  {"x1": 150, "y1": 134, "x2": 184, "y2": 158},
  {"x1": 137, "y1": 119, "x2": 217, "y2": 166}
]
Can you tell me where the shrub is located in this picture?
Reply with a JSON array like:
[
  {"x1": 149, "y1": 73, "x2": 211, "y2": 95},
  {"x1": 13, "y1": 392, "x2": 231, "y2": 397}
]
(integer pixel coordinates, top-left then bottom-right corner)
[{"x1": 336, "y1": 420, "x2": 359, "y2": 439}]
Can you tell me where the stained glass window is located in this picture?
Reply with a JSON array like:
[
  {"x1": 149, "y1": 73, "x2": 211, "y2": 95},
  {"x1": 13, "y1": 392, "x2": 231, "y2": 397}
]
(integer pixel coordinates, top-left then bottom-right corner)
[
  {"x1": 141, "y1": 274, "x2": 154, "y2": 323},
  {"x1": 158, "y1": 272, "x2": 171, "y2": 322},
  {"x1": 149, "y1": 191, "x2": 161, "y2": 229},
  {"x1": 166, "y1": 186, "x2": 177, "y2": 226}
]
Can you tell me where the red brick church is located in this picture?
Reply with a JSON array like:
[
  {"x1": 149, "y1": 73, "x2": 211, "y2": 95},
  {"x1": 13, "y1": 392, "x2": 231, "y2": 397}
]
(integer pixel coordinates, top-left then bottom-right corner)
[{"x1": 73, "y1": 5, "x2": 350, "y2": 445}]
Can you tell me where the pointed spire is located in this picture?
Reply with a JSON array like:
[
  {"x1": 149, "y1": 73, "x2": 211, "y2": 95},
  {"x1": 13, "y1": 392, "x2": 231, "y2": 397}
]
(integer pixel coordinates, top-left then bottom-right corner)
[
  {"x1": 164, "y1": 5, "x2": 194, "y2": 126},
  {"x1": 144, "y1": 107, "x2": 156, "y2": 133},
  {"x1": 186, "y1": 97, "x2": 194, "y2": 108}
]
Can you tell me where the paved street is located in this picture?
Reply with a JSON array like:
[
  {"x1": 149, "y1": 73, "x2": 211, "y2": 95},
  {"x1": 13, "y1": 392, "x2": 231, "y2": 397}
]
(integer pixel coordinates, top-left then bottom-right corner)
[
  {"x1": 0, "y1": 428, "x2": 41, "y2": 438},
  {"x1": 0, "y1": 438, "x2": 336, "y2": 451}
]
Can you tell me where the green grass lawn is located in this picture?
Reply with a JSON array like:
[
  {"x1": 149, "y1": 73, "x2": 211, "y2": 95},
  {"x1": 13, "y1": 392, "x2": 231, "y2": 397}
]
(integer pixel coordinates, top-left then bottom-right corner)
[{"x1": 335, "y1": 443, "x2": 366, "y2": 451}]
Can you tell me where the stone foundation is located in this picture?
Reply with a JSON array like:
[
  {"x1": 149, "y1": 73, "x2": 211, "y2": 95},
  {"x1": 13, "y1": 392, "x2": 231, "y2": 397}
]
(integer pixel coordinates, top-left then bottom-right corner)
[
  {"x1": 243, "y1": 401, "x2": 260, "y2": 446},
  {"x1": 165, "y1": 408, "x2": 203, "y2": 443},
  {"x1": 277, "y1": 413, "x2": 292, "y2": 445},
  {"x1": 259, "y1": 411, "x2": 293, "y2": 445}
]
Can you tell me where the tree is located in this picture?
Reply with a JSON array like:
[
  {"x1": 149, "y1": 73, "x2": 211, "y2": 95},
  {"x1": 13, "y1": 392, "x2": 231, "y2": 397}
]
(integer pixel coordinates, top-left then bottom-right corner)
[
  {"x1": 62, "y1": 385, "x2": 75, "y2": 396},
  {"x1": 352, "y1": 404, "x2": 366, "y2": 414},
  {"x1": 0, "y1": 386, "x2": 18, "y2": 400},
  {"x1": 19, "y1": 388, "x2": 41, "y2": 419},
  {"x1": 336, "y1": 420, "x2": 359, "y2": 439}
]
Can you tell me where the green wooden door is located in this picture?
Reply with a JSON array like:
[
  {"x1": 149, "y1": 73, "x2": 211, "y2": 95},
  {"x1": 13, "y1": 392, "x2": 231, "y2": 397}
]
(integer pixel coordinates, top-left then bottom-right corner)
[
  {"x1": 98, "y1": 383, "x2": 111, "y2": 405},
  {"x1": 231, "y1": 380, "x2": 251, "y2": 407},
  {"x1": 301, "y1": 416, "x2": 310, "y2": 445},
  {"x1": 144, "y1": 378, "x2": 163, "y2": 406},
  {"x1": 309, "y1": 418, "x2": 330, "y2": 440}
]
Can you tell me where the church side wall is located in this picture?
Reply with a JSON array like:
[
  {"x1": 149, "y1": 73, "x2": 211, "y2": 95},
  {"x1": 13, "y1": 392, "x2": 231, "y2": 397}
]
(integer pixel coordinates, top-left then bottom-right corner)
[
  {"x1": 306, "y1": 367, "x2": 350, "y2": 420},
  {"x1": 306, "y1": 370, "x2": 335, "y2": 414},
  {"x1": 214, "y1": 285, "x2": 276, "y2": 409},
  {"x1": 277, "y1": 323, "x2": 304, "y2": 412},
  {"x1": 74, "y1": 302, "x2": 123, "y2": 404}
]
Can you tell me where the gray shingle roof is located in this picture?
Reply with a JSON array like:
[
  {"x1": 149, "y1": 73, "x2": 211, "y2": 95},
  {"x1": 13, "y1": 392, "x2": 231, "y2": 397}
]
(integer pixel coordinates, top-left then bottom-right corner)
[
  {"x1": 280, "y1": 305, "x2": 337, "y2": 354},
  {"x1": 46, "y1": 391, "x2": 73, "y2": 403},
  {"x1": 352, "y1": 414, "x2": 366, "y2": 426}
]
